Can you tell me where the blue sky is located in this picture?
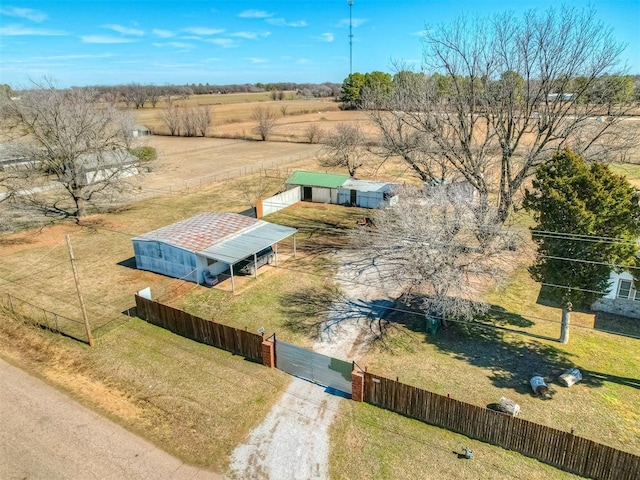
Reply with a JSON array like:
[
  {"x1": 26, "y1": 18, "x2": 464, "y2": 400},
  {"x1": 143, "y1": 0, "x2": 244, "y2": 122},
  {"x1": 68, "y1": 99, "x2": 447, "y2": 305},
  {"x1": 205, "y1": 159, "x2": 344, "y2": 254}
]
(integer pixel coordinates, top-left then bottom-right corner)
[{"x1": 1, "y1": 0, "x2": 638, "y2": 88}]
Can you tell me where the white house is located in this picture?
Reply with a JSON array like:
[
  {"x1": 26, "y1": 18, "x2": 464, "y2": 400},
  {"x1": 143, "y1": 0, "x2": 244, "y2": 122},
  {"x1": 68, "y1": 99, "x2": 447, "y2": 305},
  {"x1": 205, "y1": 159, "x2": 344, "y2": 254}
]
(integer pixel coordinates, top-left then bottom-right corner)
[
  {"x1": 592, "y1": 270, "x2": 640, "y2": 319},
  {"x1": 76, "y1": 150, "x2": 139, "y2": 185}
]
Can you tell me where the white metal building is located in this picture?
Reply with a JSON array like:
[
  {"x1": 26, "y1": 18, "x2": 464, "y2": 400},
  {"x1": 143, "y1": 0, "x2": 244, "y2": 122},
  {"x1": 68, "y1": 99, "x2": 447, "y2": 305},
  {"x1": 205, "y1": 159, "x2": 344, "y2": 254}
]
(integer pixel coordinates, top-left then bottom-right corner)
[
  {"x1": 337, "y1": 178, "x2": 398, "y2": 208},
  {"x1": 132, "y1": 212, "x2": 297, "y2": 292}
]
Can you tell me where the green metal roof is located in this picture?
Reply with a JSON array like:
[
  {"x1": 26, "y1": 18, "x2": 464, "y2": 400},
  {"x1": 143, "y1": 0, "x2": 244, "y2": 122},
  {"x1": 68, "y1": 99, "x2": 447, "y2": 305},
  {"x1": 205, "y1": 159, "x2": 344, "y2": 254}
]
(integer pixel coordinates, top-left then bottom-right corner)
[{"x1": 286, "y1": 170, "x2": 350, "y2": 189}]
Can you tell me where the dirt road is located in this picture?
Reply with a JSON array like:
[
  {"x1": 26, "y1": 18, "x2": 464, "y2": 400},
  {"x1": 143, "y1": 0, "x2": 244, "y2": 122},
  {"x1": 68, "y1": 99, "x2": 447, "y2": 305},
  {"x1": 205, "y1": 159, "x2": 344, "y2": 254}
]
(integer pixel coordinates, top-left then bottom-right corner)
[{"x1": 0, "y1": 358, "x2": 221, "y2": 480}]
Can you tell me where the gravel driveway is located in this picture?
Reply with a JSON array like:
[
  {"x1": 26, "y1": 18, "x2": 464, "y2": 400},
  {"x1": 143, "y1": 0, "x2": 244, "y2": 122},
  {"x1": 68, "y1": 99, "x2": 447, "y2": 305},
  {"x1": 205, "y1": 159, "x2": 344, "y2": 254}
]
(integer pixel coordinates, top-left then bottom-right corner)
[{"x1": 228, "y1": 249, "x2": 400, "y2": 479}]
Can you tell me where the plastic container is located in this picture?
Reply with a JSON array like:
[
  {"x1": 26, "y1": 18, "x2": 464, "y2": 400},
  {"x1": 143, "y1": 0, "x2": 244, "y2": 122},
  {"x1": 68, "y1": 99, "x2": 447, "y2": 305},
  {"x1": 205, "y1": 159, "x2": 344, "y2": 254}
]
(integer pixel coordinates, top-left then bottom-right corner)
[{"x1": 530, "y1": 376, "x2": 548, "y2": 395}]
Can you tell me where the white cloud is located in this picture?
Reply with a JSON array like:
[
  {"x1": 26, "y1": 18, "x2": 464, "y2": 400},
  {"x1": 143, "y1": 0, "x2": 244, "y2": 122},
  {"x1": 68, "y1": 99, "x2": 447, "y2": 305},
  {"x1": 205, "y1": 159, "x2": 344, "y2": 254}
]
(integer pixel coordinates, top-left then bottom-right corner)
[
  {"x1": 336, "y1": 18, "x2": 367, "y2": 28},
  {"x1": 247, "y1": 57, "x2": 268, "y2": 64},
  {"x1": 152, "y1": 29, "x2": 174, "y2": 38},
  {"x1": 238, "y1": 10, "x2": 273, "y2": 19},
  {"x1": 183, "y1": 27, "x2": 225, "y2": 36},
  {"x1": 317, "y1": 33, "x2": 334, "y2": 42},
  {"x1": 81, "y1": 35, "x2": 136, "y2": 44},
  {"x1": 267, "y1": 18, "x2": 307, "y2": 27},
  {"x1": 0, "y1": 6, "x2": 46, "y2": 22},
  {"x1": 0, "y1": 24, "x2": 65, "y2": 36},
  {"x1": 205, "y1": 38, "x2": 235, "y2": 48},
  {"x1": 152, "y1": 42, "x2": 193, "y2": 49},
  {"x1": 297, "y1": 58, "x2": 310, "y2": 64},
  {"x1": 410, "y1": 29, "x2": 428, "y2": 36},
  {"x1": 103, "y1": 24, "x2": 144, "y2": 36},
  {"x1": 231, "y1": 31, "x2": 270, "y2": 40}
]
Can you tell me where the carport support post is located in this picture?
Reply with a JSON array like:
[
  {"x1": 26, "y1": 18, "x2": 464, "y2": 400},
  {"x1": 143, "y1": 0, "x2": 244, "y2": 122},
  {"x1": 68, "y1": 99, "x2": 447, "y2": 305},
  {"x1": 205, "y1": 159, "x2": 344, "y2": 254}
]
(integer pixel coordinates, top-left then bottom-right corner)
[
  {"x1": 229, "y1": 264, "x2": 235, "y2": 293},
  {"x1": 274, "y1": 243, "x2": 278, "y2": 266},
  {"x1": 293, "y1": 235, "x2": 297, "y2": 258},
  {"x1": 253, "y1": 253, "x2": 258, "y2": 279}
]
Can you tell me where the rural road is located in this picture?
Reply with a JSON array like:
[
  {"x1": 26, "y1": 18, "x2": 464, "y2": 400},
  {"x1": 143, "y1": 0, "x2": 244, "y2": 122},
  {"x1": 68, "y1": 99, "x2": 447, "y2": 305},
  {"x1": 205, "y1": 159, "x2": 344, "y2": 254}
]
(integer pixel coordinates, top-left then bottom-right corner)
[{"x1": 0, "y1": 358, "x2": 221, "y2": 480}]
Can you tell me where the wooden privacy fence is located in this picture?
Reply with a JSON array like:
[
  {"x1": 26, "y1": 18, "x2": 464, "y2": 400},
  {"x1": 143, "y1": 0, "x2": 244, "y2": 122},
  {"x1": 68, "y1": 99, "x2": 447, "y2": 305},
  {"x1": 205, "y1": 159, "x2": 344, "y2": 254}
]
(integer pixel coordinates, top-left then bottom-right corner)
[
  {"x1": 363, "y1": 372, "x2": 639, "y2": 480},
  {"x1": 134, "y1": 294, "x2": 263, "y2": 362}
]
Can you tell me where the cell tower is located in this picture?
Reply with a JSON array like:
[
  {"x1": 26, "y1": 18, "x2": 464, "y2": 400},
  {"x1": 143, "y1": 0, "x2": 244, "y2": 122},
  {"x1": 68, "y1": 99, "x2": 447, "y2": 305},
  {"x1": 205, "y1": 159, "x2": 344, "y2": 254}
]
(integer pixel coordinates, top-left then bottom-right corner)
[{"x1": 348, "y1": 0, "x2": 354, "y2": 74}]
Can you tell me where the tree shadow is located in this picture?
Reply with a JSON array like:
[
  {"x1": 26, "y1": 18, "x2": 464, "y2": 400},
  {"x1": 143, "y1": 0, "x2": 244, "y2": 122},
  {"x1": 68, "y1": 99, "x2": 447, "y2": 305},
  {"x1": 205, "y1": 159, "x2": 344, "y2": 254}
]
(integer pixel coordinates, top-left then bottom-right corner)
[
  {"x1": 265, "y1": 207, "x2": 366, "y2": 257},
  {"x1": 593, "y1": 311, "x2": 640, "y2": 338},
  {"x1": 390, "y1": 296, "x2": 640, "y2": 393},
  {"x1": 280, "y1": 288, "x2": 640, "y2": 392},
  {"x1": 279, "y1": 285, "x2": 395, "y2": 344}
]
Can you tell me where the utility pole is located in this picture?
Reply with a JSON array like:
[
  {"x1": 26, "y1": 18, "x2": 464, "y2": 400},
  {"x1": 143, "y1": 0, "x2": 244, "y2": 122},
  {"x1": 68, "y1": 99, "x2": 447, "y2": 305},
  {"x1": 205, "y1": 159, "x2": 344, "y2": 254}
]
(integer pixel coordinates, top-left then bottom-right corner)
[
  {"x1": 348, "y1": 0, "x2": 354, "y2": 75},
  {"x1": 65, "y1": 234, "x2": 94, "y2": 347}
]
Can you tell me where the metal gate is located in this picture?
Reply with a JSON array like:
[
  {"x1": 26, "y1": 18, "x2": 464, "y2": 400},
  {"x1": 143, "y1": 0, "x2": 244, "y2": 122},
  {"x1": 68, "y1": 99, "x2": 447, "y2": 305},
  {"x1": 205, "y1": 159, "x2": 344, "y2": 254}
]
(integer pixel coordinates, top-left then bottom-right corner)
[{"x1": 275, "y1": 340, "x2": 352, "y2": 395}]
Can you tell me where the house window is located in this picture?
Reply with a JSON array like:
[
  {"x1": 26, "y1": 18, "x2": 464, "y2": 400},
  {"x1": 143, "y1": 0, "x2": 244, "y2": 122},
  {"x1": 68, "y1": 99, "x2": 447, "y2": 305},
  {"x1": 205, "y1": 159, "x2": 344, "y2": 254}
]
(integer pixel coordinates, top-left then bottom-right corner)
[{"x1": 617, "y1": 280, "x2": 632, "y2": 299}]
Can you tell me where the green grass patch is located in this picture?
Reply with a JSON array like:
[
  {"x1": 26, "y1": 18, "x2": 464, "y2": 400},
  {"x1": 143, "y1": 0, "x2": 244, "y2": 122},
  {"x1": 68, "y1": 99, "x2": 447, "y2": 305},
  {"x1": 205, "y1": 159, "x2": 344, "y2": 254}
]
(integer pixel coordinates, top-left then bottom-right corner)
[
  {"x1": 330, "y1": 401, "x2": 582, "y2": 480},
  {"x1": 357, "y1": 265, "x2": 640, "y2": 455}
]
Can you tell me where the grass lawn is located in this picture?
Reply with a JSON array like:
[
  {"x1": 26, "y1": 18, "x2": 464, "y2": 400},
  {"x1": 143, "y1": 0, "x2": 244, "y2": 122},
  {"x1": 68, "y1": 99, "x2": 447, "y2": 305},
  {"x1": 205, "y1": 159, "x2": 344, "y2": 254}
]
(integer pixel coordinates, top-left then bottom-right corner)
[
  {"x1": 355, "y1": 259, "x2": 640, "y2": 457},
  {"x1": 330, "y1": 401, "x2": 583, "y2": 480}
]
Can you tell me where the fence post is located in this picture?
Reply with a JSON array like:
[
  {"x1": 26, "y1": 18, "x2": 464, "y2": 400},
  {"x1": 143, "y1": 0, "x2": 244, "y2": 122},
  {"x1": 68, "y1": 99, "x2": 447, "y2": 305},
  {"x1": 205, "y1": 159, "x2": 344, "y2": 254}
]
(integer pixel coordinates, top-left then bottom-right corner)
[
  {"x1": 262, "y1": 339, "x2": 275, "y2": 368},
  {"x1": 351, "y1": 366, "x2": 365, "y2": 402},
  {"x1": 66, "y1": 235, "x2": 94, "y2": 347}
]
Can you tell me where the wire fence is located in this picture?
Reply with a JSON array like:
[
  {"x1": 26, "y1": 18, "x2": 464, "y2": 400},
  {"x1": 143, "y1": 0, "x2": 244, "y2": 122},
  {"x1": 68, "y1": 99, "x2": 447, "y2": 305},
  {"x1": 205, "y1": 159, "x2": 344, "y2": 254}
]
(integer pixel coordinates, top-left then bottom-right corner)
[{"x1": 0, "y1": 291, "x2": 131, "y2": 344}]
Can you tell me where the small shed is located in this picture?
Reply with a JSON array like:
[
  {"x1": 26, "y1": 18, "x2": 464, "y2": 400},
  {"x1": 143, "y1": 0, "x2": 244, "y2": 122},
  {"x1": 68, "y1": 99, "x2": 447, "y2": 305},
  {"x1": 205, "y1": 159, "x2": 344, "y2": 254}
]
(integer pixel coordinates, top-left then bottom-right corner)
[
  {"x1": 285, "y1": 170, "x2": 350, "y2": 204},
  {"x1": 337, "y1": 179, "x2": 398, "y2": 208},
  {"x1": 132, "y1": 212, "x2": 297, "y2": 292},
  {"x1": 131, "y1": 124, "x2": 151, "y2": 138}
]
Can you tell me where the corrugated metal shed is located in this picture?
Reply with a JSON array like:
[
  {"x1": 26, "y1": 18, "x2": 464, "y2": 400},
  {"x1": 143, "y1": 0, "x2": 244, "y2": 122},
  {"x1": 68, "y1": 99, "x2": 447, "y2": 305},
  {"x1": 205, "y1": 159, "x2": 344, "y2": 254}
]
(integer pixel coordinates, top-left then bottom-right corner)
[
  {"x1": 340, "y1": 178, "x2": 397, "y2": 193},
  {"x1": 133, "y1": 213, "x2": 259, "y2": 253},
  {"x1": 199, "y1": 222, "x2": 297, "y2": 264},
  {"x1": 286, "y1": 170, "x2": 350, "y2": 188}
]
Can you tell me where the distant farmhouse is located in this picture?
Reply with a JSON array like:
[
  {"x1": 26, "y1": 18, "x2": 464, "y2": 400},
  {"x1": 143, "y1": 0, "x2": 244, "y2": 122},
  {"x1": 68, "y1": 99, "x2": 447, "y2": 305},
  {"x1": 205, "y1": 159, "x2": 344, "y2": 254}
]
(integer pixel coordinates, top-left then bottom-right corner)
[
  {"x1": 74, "y1": 150, "x2": 139, "y2": 185},
  {"x1": 0, "y1": 144, "x2": 32, "y2": 171},
  {"x1": 0, "y1": 145, "x2": 139, "y2": 186}
]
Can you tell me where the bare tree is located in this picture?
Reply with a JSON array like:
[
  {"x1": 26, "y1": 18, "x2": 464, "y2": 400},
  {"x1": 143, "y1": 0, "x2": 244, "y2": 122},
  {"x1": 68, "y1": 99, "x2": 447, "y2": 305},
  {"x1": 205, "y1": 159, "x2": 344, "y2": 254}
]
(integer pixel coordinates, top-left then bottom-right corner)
[
  {"x1": 304, "y1": 123, "x2": 325, "y2": 144},
  {"x1": 192, "y1": 106, "x2": 212, "y2": 137},
  {"x1": 160, "y1": 100, "x2": 181, "y2": 135},
  {"x1": 252, "y1": 106, "x2": 279, "y2": 141},
  {"x1": 0, "y1": 81, "x2": 140, "y2": 220},
  {"x1": 367, "y1": 6, "x2": 633, "y2": 222},
  {"x1": 319, "y1": 123, "x2": 366, "y2": 177},
  {"x1": 122, "y1": 83, "x2": 148, "y2": 109},
  {"x1": 179, "y1": 108, "x2": 197, "y2": 137},
  {"x1": 349, "y1": 185, "x2": 520, "y2": 327}
]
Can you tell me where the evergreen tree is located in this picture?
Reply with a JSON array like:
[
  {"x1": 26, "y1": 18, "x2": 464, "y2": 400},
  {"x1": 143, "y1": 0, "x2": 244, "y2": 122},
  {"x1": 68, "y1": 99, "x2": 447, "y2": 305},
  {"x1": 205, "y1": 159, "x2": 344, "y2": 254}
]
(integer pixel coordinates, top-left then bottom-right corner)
[
  {"x1": 339, "y1": 72, "x2": 365, "y2": 108},
  {"x1": 524, "y1": 149, "x2": 640, "y2": 343}
]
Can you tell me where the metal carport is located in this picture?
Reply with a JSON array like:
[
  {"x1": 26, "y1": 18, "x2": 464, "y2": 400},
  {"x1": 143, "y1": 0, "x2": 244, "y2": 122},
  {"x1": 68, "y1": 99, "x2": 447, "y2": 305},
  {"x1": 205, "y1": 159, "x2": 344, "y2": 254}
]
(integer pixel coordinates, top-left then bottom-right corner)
[{"x1": 197, "y1": 222, "x2": 297, "y2": 292}]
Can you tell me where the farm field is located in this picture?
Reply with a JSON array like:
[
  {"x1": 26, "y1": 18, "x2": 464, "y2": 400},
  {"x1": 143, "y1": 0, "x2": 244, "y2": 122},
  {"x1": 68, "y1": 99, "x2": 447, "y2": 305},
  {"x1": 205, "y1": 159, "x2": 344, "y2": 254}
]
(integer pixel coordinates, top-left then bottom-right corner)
[{"x1": 1, "y1": 93, "x2": 639, "y2": 478}]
